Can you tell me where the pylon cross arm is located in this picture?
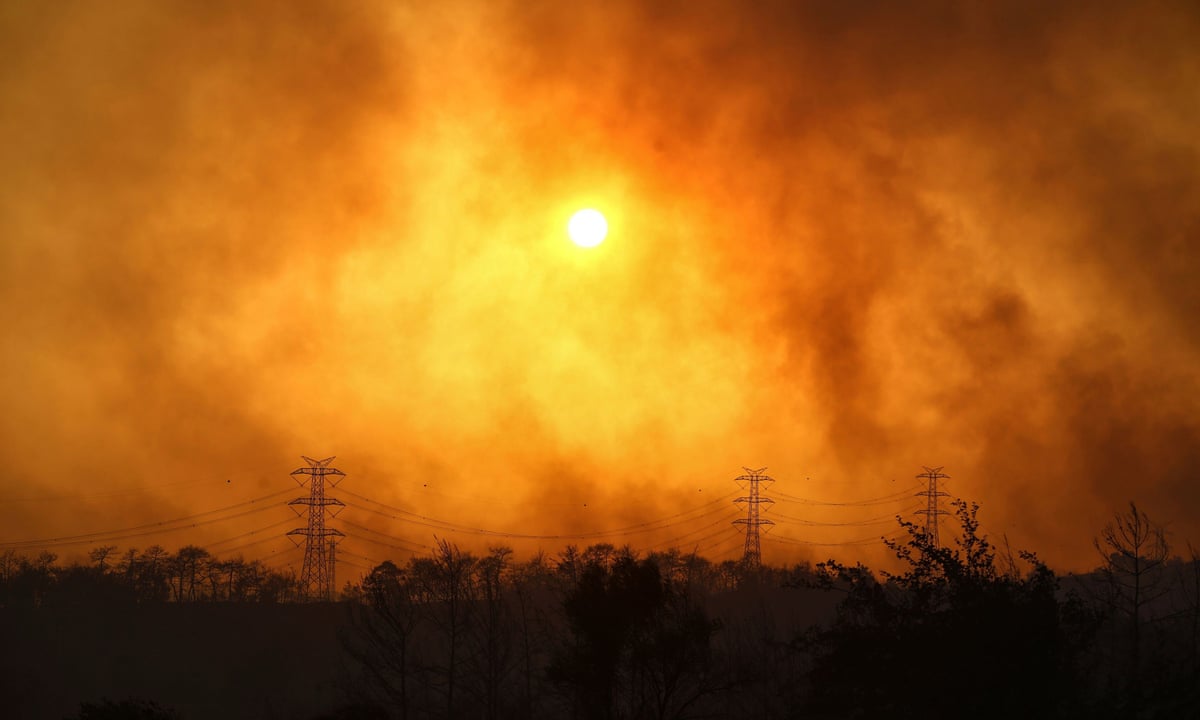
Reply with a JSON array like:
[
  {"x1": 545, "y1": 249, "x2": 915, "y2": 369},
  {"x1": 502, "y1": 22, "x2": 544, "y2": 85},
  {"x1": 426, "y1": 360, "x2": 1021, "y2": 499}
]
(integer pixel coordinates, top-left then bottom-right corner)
[
  {"x1": 289, "y1": 497, "x2": 346, "y2": 507},
  {"x1": 292, "y1": 467, "x2": 347, "y2": 476},
  {"x1": 287, "y1": 528, "x2": 345, "y2": 537},
  {"x1": 301, "y1": 455, "x2": 336, "y2": 468}
]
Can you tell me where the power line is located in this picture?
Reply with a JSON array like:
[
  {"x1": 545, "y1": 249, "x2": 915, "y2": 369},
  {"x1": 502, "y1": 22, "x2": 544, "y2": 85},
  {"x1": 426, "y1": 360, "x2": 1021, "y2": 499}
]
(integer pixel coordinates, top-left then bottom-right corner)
[
  {"x1": 773, "y1": 485, "x2": 923, "y2": 506},
  {"x1": 339, "y1": 558, "x2": 375, "y2": 573},
  {"x1": 0, "y1": 467, "x2": 956, "y2": 569},
  {"x1": 338, "y1": 548, "x2": 385, "y2": 568},
  {"x1": 351, "y1": 473, "x2": 654, "y2": 510},
  {"x1": 339, "y1": 488, "x2": 739, "y2": 541},
  {"x1": 767, "y1": 530, "x2": 905, "y2": 547},
  {"x1": 213, "y1": 531, "x2": 294, "y2": 557},
  {"x1": 0, "y1": 497, "x2": 292, "y2": 549},
  {"x1": 657, "y1": 523, "x2": 739, "y2": 552},
  {"x1": 650, "y1": 516, "x2": 740, "y2": 550},
  {"x1": 694, "y1": 533, "x2": 744, "y2": 558},
  {"x1": 264, "y1": 558, "x2": 301, "y2": 572},
  {"x1": 342, "y1": 488, "x2": 738, "y2": 538},
  {"x1": 260, "y1": 543, "x2": 303, "y2": 561},
  {"x1": 677, "y1": 526, "x2": 742, "y2": 555},
  {"x1": 340, "y1": 517, "x2": 432, "y2": 552},
  {"x1": 207, "y1": 517, "x2": 296, "y2": 549},
  {"x1": 0, "y1": 477, "x2": 233, "y2": 504},
  {"x1": 24, "y1": 505, "x2": 288, "y2": 549},
  {"x1": 263, "y1": 542, "x2": 304, "y2": 561},
  {"x1": 341, "y1": 533, "x2": 424, "y2": 557},
  {"x1": 341, "y1": 481, "x2": 928, "y2": 548},
  {"x1": 770, "y1": 505, "x2": 922, "y2": 527}
]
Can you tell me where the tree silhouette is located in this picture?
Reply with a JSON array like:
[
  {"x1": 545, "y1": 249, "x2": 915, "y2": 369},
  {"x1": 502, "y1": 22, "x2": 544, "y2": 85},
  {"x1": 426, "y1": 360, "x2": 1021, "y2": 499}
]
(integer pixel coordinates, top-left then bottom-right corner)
[
  {"x1": 1093, "y1": 501, "x2": 1170, "y2": 714},
  {"x1": 168, "y1": 545, "x2": 210, "y2": 602},
  {"x1": 409, "y1": 538, "x2": 477, "y2": 718},
  {"x1": 1182, "y1": 545, "x2": 1200, "y2": 685},
  {"x1": 88, "y1": 545, "x2": 117, "y2": 574},
  {"x1": 6, "y1": 518, "x2": 1200, "y2": 717},
  {"x1": 136, "y1": 545, "x2": 171, "y2": 602},
  {"x1": 469, "y1": 546, "x2": 515, "y2": 720},
  {"x1": 509, "y1": 551, "x2": 557, "y2": 718},
  {"x1": 802, "y1": 499, "x2": 1096, "y2": 719},
  {"x1": 346, "y1": 560, "x2": 420, "y2": 719},
  {"x1": 549, "y1": 546, "x2": 721, "y2": 720}
]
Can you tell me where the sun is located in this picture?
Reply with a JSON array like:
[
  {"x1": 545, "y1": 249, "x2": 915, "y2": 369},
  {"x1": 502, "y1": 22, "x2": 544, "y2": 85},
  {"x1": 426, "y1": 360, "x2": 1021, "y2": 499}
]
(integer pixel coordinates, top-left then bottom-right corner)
[{"x1": 567, "y1": 208, "x2": 608, "y2": 248}]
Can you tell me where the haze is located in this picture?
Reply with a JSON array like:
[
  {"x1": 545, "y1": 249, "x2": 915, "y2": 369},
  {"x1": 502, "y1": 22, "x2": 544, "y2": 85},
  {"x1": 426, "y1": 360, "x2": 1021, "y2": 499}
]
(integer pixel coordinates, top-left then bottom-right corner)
[{"x1": 2, "y1": 0, "x2": 1198, "y2": 571}]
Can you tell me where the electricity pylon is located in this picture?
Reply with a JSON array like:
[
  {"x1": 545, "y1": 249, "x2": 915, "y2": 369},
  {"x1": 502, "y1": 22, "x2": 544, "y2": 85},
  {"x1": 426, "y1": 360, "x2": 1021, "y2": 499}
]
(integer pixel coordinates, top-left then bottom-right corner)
[
  {"x1": 287, "y1": 455, "x2": 345, "y2": 601},
  {"x1": 733, "y1": 467, "x2": 775, "y2": 567},
  {"x1": 915, "y1": 466, "x2": 950, "y2": 549}
]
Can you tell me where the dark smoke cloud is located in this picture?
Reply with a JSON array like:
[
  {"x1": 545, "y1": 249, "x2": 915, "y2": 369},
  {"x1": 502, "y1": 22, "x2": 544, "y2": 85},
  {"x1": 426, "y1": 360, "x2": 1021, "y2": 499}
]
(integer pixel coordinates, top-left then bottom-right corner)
[
  {"x1": 0, "y1": 0, "x2": 410, "y2": 539},
  {"x1": 1, "y1": 0, "x2": 1197, "y2": 570},
  {"x1": 498, "y1": 0, "x2": 1200, "y2": 565}
]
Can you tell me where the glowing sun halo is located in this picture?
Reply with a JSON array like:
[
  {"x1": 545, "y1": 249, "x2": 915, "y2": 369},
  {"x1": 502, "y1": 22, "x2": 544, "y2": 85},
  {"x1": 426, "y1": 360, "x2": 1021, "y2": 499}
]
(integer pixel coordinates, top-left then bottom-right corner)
[{"x1": 568, "y1": 208, "x2": 608, "y2": 248}]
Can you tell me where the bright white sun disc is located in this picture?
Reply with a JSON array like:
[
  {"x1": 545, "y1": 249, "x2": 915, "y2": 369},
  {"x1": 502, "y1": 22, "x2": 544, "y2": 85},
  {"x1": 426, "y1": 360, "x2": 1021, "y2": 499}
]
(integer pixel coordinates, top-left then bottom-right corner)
[{"x1": 568, "y1": 208, "x2": 608, "y2": 247}]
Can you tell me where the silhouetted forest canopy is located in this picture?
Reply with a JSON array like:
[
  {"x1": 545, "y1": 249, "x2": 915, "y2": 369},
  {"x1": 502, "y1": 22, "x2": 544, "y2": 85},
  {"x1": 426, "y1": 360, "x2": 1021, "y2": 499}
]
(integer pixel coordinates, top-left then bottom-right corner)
[{"x1": 3, "y1": 500, "x2": 1199, "y2": 719}]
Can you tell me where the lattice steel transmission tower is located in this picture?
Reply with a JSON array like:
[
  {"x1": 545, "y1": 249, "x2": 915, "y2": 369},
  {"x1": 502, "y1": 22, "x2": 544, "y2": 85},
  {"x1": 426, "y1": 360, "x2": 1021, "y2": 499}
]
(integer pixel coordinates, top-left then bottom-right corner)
[
  {"x1": 915, "y1": 466, "x2": 950, "y2": 549},
  {"x1": 733, "y1": 467, "x2": 775, "y2": 567},
  {"x1": 287, "y1": 456, "x2": 346, "y2": 601}
]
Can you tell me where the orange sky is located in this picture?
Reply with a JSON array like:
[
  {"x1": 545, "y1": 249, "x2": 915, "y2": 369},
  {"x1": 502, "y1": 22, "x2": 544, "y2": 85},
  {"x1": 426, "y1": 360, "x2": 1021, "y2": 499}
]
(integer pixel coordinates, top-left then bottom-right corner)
[{"x1": 2, "y1": 0, "x2": 1199, "y2": 576}]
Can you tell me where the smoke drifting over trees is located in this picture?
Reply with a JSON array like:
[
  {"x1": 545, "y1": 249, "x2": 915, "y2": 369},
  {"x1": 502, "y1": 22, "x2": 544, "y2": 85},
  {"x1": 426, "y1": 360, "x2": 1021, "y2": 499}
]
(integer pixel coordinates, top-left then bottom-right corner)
[
  {"x1": 2, "y1": 1, "x2": 1198, "y2": 571},
  {"x1": 2, "y1": 2, "x2": 1199, "y2": 715}
]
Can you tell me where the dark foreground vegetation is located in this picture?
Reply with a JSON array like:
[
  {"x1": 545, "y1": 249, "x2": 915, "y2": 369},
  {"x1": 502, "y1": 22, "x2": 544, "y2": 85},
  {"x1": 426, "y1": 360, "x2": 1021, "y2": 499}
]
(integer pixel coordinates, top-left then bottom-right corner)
[{"x1": 2, "y1": 500, "x2": 1198, "y2": 719}]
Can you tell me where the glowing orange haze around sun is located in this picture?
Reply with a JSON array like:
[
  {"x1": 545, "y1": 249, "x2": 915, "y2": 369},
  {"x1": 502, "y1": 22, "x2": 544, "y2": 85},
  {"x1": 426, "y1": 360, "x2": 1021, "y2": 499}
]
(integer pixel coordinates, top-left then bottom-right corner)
[{"x1": 1, "y1": 0, "x2": 1198, "y2": 577}]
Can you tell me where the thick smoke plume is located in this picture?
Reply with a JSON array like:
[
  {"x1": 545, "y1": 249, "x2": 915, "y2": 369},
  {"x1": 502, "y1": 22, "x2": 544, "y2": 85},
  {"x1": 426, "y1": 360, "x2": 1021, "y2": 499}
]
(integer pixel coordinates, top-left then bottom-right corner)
[{"x1": 2, "y1": 1, "x2": 1197, "y2": 570}]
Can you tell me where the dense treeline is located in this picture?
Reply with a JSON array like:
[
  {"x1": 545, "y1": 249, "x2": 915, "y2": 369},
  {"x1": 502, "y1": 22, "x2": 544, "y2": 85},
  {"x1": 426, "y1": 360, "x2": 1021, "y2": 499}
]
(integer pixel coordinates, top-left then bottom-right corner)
[
  {"x1": 338, "y1": 502, "x2": 1200, "y2": 720},
  {"x1": 0, "y1": 544, "x2": 304, "y2": 606},
  {"x1": 341, "y1": 540, "x2": 805, "y2": 720},
  {"x1": 7, "y1": 500, "x2": 1200, "y2": 719}
]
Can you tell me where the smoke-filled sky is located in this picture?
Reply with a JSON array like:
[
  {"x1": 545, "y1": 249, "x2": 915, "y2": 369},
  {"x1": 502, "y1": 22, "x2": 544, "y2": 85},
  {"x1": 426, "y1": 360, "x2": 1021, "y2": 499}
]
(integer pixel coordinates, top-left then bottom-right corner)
[{"x1": 2, "y1": 0, "x2": 1198, "y2": 572}]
